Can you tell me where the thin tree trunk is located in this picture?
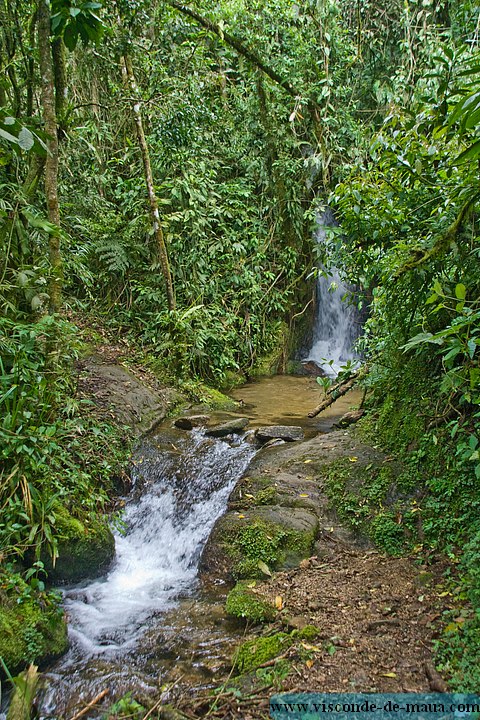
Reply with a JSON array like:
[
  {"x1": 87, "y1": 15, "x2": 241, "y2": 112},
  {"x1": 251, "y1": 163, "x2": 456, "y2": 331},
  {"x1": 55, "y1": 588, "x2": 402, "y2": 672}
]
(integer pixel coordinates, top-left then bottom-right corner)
[
  {"x1": 38, "y1": 0, "x2": 62, "y2": 313},
  {"x1": 121, "y1": 54, "x2": 176, "y2": 311}
]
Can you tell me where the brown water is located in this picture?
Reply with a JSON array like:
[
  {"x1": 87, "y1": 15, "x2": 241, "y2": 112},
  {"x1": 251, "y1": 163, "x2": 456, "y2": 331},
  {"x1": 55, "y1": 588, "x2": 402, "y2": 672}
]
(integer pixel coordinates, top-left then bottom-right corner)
[{"x1": 231, "y1": 374, "x2": 362, "y2": 436}]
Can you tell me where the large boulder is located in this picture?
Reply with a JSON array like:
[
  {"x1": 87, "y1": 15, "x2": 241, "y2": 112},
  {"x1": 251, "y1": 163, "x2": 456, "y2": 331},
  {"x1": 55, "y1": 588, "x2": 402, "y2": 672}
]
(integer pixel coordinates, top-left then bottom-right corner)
[
  {"x1": 200, "y1": 505, "x2": 318, "y2": 581},
  {"x1": 44, "y1": 508, "x2": 115, "y2": 584}
]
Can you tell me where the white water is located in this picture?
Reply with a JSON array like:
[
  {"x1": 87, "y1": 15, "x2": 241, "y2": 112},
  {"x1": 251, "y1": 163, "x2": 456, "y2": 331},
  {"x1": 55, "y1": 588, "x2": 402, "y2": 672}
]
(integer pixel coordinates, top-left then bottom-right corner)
[
  {"x1": 61, "y1": 428, "x2": 255, "y2": 657},
  {"x1": 305, "y1": 209, "x2": 361, "y2": 376}
]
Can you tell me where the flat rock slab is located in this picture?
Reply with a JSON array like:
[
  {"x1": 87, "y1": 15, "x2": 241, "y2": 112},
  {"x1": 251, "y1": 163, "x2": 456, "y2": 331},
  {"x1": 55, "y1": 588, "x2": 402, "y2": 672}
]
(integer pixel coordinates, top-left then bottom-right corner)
[
  {"x1": 205, "y1": 417, "x2": 249, "y2": 437},
  {"x1": 174, "y1": 415, "x2": 210, "y2": 430},
  {"x1": 77, "y1": 356, "x2": 182, "y2": 436},
  {"x1": 255, "y1": 425, "x2": 304, "y2": 443}
]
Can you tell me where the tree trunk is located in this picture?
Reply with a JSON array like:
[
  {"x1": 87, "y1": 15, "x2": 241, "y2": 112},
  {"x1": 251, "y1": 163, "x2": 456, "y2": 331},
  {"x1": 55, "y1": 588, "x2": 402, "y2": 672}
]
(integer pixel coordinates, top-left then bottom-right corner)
[
  {"x1": 37, "y1": 0, "x2": 62, "y2": 314},
  {"x1": 121, "y1": 53, "x2": 176, "y2": 311}
]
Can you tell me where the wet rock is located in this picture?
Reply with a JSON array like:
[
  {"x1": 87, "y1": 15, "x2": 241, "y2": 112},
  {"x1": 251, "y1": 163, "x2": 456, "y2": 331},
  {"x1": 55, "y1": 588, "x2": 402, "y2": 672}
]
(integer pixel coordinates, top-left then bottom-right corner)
[
  {"x1": 43, "y1": 508, "x2": 115, "y2": 584},
  {"x1": 261, "y1": 438, "x2": 286, "y2": 449},
  {"x1": 174, "y1": 414, "x2": 210, "y2": 430},
  {"x1": 255, "y1": 425, "x2": 304, "y2": 443},
  {"x1": 205, "y1": 417, "x2": 249, "y2": 437}
]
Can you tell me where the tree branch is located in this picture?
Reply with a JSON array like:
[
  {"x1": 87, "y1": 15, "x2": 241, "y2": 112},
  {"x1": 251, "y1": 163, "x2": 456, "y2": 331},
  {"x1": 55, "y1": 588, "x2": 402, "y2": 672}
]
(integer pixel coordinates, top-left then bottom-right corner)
[
  {"x1": 394, "y1": 192, "x2": 480, "y2": 279},
  {"x1": 165, "y1": 0, "x2": 303, "y2": 100}
]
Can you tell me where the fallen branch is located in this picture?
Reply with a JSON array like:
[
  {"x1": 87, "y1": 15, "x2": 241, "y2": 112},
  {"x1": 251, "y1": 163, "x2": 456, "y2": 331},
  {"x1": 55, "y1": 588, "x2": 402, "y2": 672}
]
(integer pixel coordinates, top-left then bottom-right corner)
[
  {"x1": 307, "y1": 366, "x2": 368, "y2": 418},
  {"x1": 68, "y1": 689, "x2": 109, "y2": 720}
]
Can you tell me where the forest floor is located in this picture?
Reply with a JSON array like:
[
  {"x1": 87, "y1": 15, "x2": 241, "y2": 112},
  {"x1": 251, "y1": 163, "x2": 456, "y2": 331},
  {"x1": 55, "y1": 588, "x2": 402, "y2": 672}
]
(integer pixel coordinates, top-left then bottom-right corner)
[{"x1": 170, "y1": 549, "x2": 448, "y2": 720}]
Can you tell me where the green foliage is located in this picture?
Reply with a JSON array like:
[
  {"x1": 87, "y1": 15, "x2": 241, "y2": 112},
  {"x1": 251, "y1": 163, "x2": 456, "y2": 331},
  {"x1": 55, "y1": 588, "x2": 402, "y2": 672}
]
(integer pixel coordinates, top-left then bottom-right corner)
[{"x1": 103, "y1": 692, "x2": 145, "y2": 720}]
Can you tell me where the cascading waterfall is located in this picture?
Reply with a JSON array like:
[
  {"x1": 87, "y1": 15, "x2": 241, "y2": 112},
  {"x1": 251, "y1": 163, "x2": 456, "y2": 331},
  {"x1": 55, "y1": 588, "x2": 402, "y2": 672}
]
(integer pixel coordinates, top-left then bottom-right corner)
[
  {"x1": 304, "y1": 208, "x2": 361, "y2": 376},
  {"x1": 39, "y1": 427, "x2": 255, "y2": 713}
]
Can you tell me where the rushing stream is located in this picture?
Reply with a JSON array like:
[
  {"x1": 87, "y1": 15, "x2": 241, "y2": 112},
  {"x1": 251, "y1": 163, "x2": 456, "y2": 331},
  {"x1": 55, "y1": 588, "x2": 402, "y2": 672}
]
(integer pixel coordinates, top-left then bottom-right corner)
[
  {"x1": 39, "y1": 377, "x2": 362, "y2": 716},
  {"x1": 40, "y1": 427, "x2": 255, "y2": 715}
]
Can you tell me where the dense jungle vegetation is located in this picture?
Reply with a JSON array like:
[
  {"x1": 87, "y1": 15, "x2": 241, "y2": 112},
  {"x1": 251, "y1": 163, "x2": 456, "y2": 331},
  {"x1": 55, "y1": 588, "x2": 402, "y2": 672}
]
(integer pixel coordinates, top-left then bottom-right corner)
[{"x1": 0, "y1": 0, "x2": 479, "y2": 693}]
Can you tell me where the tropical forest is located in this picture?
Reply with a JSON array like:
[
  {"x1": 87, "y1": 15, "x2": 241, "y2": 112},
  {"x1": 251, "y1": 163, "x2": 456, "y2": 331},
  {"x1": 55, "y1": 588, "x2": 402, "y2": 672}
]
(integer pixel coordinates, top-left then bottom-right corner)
[{"x1": 0, "y1": 0, "x2": 479, "y2": 717}]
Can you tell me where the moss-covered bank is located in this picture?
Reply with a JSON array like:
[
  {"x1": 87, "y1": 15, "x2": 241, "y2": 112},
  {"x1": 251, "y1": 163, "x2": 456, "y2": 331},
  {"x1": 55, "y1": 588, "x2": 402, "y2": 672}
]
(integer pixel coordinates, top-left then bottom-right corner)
[{"x1": 0, "y1": 571, "x2": 68, "y2": 672}]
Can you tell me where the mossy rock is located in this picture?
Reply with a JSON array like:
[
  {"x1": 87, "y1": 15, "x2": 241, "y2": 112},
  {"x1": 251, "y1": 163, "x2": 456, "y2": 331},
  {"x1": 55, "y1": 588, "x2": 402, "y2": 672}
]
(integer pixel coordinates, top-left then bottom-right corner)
[
  {"x1": 45, "y1": 508, "x2": 115, "y2": 584},
  {"x1": 225, "y1": 582, "x2": 276, "y2": 624},
  {"x1": 233, "y1": 633, "x2": 292, "y2": 673},
  {"x1": 196, "y1": 385, "x2": 239, "y2": 411},
  {"x1": 200, "y1": 506, "x2": 318, "y2": 581},
  {"x1": 0, "y1": 571, "x2": 68, "y2": 673}
]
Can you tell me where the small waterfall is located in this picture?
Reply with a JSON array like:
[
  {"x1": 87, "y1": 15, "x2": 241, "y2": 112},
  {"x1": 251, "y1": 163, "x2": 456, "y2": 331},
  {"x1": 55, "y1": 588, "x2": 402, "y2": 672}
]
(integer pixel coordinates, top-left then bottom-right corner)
[
  {"x1": 304, "y1": 208, "x2": 361, "y2": 377},
  {"x1": 40, "y1": 427, "x2": 255, "y2": 713}
]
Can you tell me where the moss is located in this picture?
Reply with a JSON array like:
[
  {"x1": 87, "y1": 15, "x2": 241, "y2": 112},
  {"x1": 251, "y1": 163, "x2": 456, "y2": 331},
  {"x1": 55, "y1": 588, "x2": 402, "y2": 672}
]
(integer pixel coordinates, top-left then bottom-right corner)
[
  {"x1": 233, "y1": 633, "x2": 292, "y2": 673},
  {"x1": 225, "y1": 582, "x2": 276, "y2": 623},
  {"x1": 44, "y1": 507, "x2": 115, "y2": 583},
  {"x1": 196, "y1": 384, "x2": 239, "y2": 411},
  {"x1": 0, "y1": 571, "x2": 68, "y2": 672},
  {"x1": 226, "y1": 519, "x2": 316, "y2": 579},
  {"x1": 293, "y1": 625, "x2": 320, "y2": 641},
  {"x1": 254, "y1": 487, "x2": 277, "y2": 505},
  {"x1": 323, "y1": 456, "x2": 416, "y2": 555}
]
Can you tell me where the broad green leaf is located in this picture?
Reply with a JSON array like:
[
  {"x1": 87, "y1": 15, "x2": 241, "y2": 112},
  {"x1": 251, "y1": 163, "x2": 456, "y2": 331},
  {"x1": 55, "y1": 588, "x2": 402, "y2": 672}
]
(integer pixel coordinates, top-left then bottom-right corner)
[
  {"x1": 455, "y1": 283, "x2": 466, "y2": 300},
  {"x1": 18, "y1": 127, "x2": 34, "y2": 151}
]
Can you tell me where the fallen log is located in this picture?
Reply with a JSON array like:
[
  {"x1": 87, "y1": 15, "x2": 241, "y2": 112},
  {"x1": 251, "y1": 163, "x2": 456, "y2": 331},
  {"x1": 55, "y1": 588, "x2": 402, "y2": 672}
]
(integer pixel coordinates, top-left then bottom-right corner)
[{"x1": 307, "y1": 366, "x2": 367, "y2": 418}]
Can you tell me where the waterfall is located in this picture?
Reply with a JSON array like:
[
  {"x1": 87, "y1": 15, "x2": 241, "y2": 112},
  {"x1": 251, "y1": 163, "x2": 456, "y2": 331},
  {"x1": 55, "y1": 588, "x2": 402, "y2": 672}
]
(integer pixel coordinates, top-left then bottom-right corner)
[
  {"x1": 39, "y1": 427, "x2": 255, "y2": 713},
  {"x1": 304, "y1": 208, "x2": 361, "y2": 377}
]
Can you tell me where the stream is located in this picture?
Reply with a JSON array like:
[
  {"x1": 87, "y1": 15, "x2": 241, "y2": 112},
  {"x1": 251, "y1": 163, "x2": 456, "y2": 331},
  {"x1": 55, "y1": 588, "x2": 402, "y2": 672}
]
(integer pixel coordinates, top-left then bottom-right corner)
[{"x1": 39, "y1": 376, "x2": 362, "y2": 717}]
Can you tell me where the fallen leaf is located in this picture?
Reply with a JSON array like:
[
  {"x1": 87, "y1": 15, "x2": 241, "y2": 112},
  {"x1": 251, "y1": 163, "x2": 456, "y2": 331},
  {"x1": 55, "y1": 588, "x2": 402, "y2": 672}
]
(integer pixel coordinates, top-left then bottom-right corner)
[
  {"x1": 275, "y1": 595, "x2": 283, "y2": 610},
  {"x1": 305, "y1": 659, "x2": 314, "y2": 669},
  {"x1": 382, "y1": 672, "x2": 397, "y2": 678},
  {"x1": 237, "y1": 514, "x2": 245, "y2": 519},
  {"x1": 257, "y1": 560, "x2": 272, "y2": 577},
  {"x1": 304, "y1": 459, "x2": 313, "y2": 464},
  {"x1": 301, "y1": 643, "x2": 322, "y2": 652},
  {"x1": 299, "y1": 493, "x2": 309, "y2": 497},
  {"x1": 348, "y1": 456, "x2": 358, "y2": 462}
]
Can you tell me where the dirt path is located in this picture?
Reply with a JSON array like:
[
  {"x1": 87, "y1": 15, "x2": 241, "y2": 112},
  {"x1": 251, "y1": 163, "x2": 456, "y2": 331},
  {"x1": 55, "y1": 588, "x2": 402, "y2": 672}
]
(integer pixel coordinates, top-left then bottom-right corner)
[{"x1": 169, "y1": 430, "x2": 448, "y2": 720}]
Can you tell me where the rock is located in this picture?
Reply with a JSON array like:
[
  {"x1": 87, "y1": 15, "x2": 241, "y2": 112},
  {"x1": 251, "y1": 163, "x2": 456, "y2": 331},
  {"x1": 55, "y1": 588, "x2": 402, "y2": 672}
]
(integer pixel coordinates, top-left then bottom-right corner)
[
  {"x1": 261, "y1": 438, "x2": 286, "y2": 449},
  {"x1": 205, "y1": 417, "x2": 249, "y2": 437},
  {"x1": 286, "y1": 615, "x2": 309, "y2": 630},
  {"x1": 200, "y1": 505, "x2": 318, "y2": 581},
  {"x1": 233, "y1": 633, "x2": 292, "y2": 673},
  {"x1": 300, "y1": 360, "x2": 326, "y2": 376},
  {"x1": 174, "y1": 415, "x2": 210, "y2": 430},
  {"x1": 43, "y1": 508, "x2": 115, "y2": 584},
  {"x1": 225, "y1": 582, "x2": 276, "y2": 624},
  {"x1": 334, "y1": 409, "x2": 365, "y2": 428},
  {"x1": 255, "y1": 426, "x2": 304, "y2": 443}
]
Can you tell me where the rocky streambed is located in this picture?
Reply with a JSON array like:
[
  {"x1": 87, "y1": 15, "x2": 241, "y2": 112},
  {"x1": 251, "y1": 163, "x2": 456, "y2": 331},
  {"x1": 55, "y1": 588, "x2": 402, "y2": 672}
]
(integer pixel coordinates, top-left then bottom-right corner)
[{"x1": 30, "y1": 372, "x2": 447, "y2": 719}]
